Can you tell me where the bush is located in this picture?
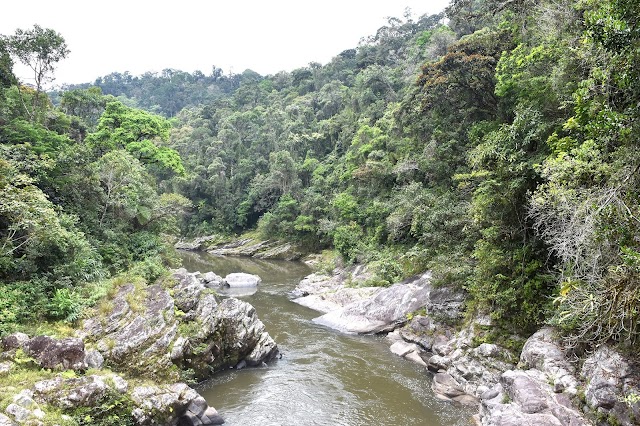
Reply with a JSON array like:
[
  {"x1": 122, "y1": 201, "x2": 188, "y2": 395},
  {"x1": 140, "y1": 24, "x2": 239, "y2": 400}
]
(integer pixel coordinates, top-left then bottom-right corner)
[{"x1": 333, "y1": 223, "x2": 365, "y2": 263}]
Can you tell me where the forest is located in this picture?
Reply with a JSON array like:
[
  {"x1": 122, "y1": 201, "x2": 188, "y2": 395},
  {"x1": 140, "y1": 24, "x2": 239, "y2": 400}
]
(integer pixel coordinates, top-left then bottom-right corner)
[{"x1": 1, "y1": 0, "x2": 639, "y2": 357}]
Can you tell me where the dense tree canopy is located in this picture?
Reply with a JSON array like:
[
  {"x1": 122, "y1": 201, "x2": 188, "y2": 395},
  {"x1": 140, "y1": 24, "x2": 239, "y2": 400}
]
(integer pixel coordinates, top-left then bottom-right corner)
[{"x1": 2, "y1": 0, "x2": 639, "y2": 352}]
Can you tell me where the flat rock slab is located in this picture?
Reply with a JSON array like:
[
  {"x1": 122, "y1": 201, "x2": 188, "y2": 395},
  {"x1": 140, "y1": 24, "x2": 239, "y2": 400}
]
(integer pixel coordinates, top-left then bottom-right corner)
[
  {"x1": 292, "y1": 287, "x2": 382, "y2": 314},
  {"x1": 312, "y1": 280, "x2": 431, "y2": 334}
]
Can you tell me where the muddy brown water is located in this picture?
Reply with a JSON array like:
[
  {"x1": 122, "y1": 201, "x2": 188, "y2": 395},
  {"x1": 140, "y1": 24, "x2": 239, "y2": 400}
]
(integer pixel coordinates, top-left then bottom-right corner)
[{"x1": 179, "y1": 251, "x2": 474, "y2": 426}]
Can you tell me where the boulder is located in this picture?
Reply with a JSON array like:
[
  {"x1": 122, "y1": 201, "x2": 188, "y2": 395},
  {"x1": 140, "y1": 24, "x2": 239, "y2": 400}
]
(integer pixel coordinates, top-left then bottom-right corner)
[
  {"x1": 23, "y1": 336, "x2": 87, "y2": 371},
  {"x1": 175, "y1": 236, "x2": 217, "y2": 251},
  {"x1": 399, "y1": 315, "x2": 443, "y2": 351},
  {"x1": 224, "y1": 273, "x2": 261, "y2": 288},
  {"x1": 4, "y1": 390, "x2": 45, "y2": 424},
  {"x1": 1, "y1": 333, "x2": 29, "y2": 352},
  {"x1": 34, "y1": 375, "x2": 110, "y2": 409},
  {"x1": 131, "y1": 383, "x2": 224, "y2": 426},
  {"x1": 0, "y1": 361, "x2": 13, "y2": 375},
  {"x1": 580, "y1": 345, "x2": 640, "y2": 425},
  {"x1": 209, "y1": 239, "x2": 268, "y2": 257},
  {"x1": 480, "y1": 370, "x2": 589, "y2": 426},
  {"x1": 207, "y1": 238, "x2": 302, "y2": 260},
  {"x1": 432, "y1": 372, "x2": 467, "y2": 399},
  {"x1": 389, "y1": 341, "x2": 427, "y2": 367},
  {"x1": 293, "y1": 286, "x2": 382, "y2": 314},
  {"x1": 519, "y1": 328, "x2": 578, "y2": 395},
  {"x1": 290, "y1": 266, "x2": 373, "y2": 299},
  {"x1": 253, "y1": 242, "x2": 302, "y2": 261},
  {"x1": 84, "y1": 349, "x2": 104, "y2": 369},
  {"x1": 214, "y1": 298, "x2": 278, "y2": 367},
  {"x1": 200, "y1": 272, "x2": 225, "y2": 287}
]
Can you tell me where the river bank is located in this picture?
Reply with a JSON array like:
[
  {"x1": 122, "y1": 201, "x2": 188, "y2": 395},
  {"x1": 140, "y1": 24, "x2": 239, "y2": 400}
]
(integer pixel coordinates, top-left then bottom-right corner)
[
  {"x1": 289, "y1": 264, "x2": 640, "y2": 426},
  {"x1": 176, "y1": 234, "x2": 640, "y2": 425},
  {"x1": 0, "y1": 267, "x2": 279, "y2": 425},
  {"x1": 179, "y1": 250, "x2": 473, "y2": 425}
]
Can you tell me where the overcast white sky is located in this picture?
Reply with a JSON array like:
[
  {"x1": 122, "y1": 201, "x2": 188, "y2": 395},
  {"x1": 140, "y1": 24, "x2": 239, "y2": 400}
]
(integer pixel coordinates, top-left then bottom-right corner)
[{"x1": 1, "y1": 0, "x2": 450, "y2": 87}]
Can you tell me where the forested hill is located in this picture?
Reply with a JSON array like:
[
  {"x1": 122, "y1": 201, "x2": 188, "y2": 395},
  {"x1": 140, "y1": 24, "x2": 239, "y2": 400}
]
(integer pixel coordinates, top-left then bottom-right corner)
[{"x1": 2, "y1": 0, "x2": 640, "y2": 354}]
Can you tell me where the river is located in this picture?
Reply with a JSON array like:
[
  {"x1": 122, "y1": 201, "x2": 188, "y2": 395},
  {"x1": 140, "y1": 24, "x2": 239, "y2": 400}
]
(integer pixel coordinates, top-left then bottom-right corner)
[{"x1": 179, "y1": 251, "x2": 474, "y2": 426}]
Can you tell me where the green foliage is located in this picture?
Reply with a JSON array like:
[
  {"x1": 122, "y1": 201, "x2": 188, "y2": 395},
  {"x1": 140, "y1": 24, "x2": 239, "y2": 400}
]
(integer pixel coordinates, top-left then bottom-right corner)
[
  {"x1": 4, "y1": 1, "x2": 639, "y2": 353},
  {"x1": 71, "y1": 387, "x2": 135, "y2": 426},
  {"x1": 87, "y1": 100, "x2": 184, "y2": 176},
  {"x1": 333, "y1": 223, "x2": 365, "y2": 264},
  {"x1": 3, "y1": 24, "x2": 69, "y2": 118},
  {"x1": 47, "y1": 288, "x2": 84, "y2": 323},
  {"x1": 0, "y1": 28, "x2": 188, "y2": 335}
]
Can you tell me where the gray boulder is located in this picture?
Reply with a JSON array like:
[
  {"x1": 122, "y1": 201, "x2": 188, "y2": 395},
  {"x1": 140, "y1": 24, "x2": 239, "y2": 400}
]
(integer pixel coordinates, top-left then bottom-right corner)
[
  {"x1": 200, "y1": 272, "x2": 225, "y2": 288},
  {"x1": 0, "y1": 362, "x2": 12, "y2": 376},
  {"x1": 1, "y1": 333, "x2": 29, "y2": 352},
  {"x1": 389, "y1": 340, "x2": 427, "y2": 367},
  {"x1": 519, "y1": 328, "x2": 578, "y2": 395},
  {"x1": 293, "y1": 286, "x2": 382, "y2": 314},
  {"x1": 175, "y1": 236, "x2": 217, "y2": 251},
  {"x1": 0, "y1": 414, "x2": 15, "y2": 426},
  {"x1": 223, "y1": 273, "x2": 261, "y2": 288},
  {"x1": 131, "y1": 383, "x2": 224, "y2": 425},
  {"x1": 480, "y1": 369, "x2": 589, "y2": 426},
  {"x1": 207, "y1": 238, "x2": 302, "y2": 260},
  {"x1": 580, "y1": 345, "x2": 640, "y2": 425},
  {"x1": 4, "y1": 390, "x2": 45, "y2": 424},
  {"x1": 22, "y1": 336, "x2": 87, "y2": 371},
  {"x1": 34, "y1": 375, "x2": 111, "y2": 409}
]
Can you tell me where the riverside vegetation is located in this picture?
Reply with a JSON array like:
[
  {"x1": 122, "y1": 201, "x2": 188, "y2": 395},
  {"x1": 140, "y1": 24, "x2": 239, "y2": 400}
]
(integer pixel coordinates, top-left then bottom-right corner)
[{"x1": 0, "y1": 0, "x2": 639, "y2": 424}]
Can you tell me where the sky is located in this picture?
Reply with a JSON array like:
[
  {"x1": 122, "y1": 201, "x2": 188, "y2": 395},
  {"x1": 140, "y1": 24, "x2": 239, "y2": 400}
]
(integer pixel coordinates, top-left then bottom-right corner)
[{"x1": 1, "y1": 0, "x2": 450, "y2": 87}]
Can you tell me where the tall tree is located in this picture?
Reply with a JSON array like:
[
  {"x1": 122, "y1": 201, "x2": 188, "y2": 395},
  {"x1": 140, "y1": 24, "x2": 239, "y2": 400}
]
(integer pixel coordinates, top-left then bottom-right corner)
[{"x1": 4, "y1": 25, "x2": 69, "y2": 117}]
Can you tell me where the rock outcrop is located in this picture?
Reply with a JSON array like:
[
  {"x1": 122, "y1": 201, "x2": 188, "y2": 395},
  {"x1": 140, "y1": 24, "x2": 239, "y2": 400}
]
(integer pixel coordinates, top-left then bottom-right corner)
[
  {"x1": 175, "y1": 235, "x2": 304, "y2": 261},
  {"x1": 0, "y1": 267, "x2": 281, "y2": 425},
  {"x1": 175, "y1": 236, "x2": 218, "y2": 251},
  {"x1": 0, "y1": 359, "x2": 224, "y2": 426},
  {"x1": 131, "y1": 383, "x2": 224, "y2": 425},
  {"x1": 580, "y1": 345, "x2": 640, "y2": 425},
  {"x1": 209, "y1": 239, "x2": 302, "y2": 260},
  {"x1": 293, "y1": 266, "x2": 637, "y2": 425},
  {"x1": 480, "y1": 369, "x2": 589, "y2": 426},
  {"x1": 80, "y1": 268, "x2": 277, "y2": 380},
  {"x1": 292, "y1": 270, "x2": 465, "y2": 335},
  {"x1": 1, "y1": 334, "x2": 87, "y2": 372},
  {"x1": 312, "y1": 278, "x2": 433, "y2": 334}
]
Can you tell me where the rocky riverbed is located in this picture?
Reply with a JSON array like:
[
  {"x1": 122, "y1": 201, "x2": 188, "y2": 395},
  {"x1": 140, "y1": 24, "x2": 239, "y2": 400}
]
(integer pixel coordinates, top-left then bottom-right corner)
[
  {"x1": 291, "y1": 265, "x2": 640, "y2": 426},
  {"x1": 0, "y1": 268, "x2": 278, "y2": 425}
]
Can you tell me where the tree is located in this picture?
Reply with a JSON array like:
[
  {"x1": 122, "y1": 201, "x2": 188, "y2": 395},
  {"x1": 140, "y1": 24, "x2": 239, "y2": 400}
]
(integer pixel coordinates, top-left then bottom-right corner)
[
  {"x1": 5, "y1": 25, "x2": 69, "y2": 117},
  {"x1": 87, "y1": 100, "x2": 185, "y2": 176}
]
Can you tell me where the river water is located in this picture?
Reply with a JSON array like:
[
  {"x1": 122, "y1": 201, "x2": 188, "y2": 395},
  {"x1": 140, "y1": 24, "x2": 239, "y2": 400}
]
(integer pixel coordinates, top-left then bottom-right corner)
[{"x1": 179, "y1": 251, "x2": 474, "y2": 426}]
